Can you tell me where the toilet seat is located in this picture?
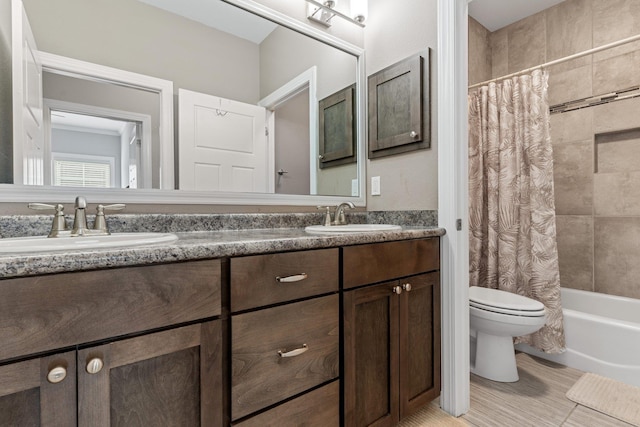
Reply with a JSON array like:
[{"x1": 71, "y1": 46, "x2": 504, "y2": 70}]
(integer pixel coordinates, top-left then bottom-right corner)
[{"x1": 469, "y1": 286, "x2": 545, "y2": 317}]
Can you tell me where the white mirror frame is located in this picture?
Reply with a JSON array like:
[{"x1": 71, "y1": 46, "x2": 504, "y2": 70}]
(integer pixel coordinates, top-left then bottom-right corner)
[{"x1": 0, "y1": 0, "x2": 366, "y2": 206}]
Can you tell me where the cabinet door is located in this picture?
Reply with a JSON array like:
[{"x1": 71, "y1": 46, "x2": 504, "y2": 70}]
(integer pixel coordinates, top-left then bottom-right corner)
[
  {"x1": 399, "y1": 272, "x2": 441, "y2": 419},
  {"x1": 0, "y1": 351, "x2": 76, "y2": 427},
  {"x1": 78, "y1": 321, "x2": 222, "y2": 427},
  {"x1": 344, "y1": 281, "x2": 400, "y2": 427}
]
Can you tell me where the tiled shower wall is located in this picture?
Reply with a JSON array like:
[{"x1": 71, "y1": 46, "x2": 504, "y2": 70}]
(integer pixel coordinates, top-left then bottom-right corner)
[{"x1": 469, "y1": 0, "x2": 640, "y2": 299}]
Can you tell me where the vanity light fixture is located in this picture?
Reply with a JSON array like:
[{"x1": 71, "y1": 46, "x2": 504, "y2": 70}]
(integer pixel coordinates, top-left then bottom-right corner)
[
  {"x1": 351, "y1": 0, "x2": 367, "y2": 23},
  {"x1": 306, "y1": 0, "x2": 366, "y2": 28}
]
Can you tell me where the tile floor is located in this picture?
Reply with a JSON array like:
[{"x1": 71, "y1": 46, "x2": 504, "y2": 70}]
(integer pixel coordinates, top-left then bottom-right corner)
[{"x1": 461, "y1": 353, "x2": 634, "y2": 426}]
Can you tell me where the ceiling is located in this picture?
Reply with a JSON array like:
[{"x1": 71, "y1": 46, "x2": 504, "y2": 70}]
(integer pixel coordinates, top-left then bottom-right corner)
[
  {"x1": 137, "y1": 0, "x2": 277, "y2": 44},
  {"x1": 468, "y1": 0, "x2": 566, "y2": 31}
]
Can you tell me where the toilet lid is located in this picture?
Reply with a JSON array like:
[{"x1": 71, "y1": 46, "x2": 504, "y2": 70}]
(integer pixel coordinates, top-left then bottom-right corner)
[{"x1": 469, "y1": 286, "x2": 545, "y2": 316}]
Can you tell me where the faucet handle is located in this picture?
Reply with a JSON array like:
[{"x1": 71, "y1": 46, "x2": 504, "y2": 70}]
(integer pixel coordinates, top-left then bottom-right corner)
[
  {"x1": 28, "y1": 203, "x2": 67, "y2": 237},
  {"x1": 93, "y1": 204, "x2": 126, "y2": 234},
  {"x1": 97, "y1": 204, "x2": 126, "y2": 212},
  {"x1": 316, "y1": 206, "x2": 333, "y2": 226}
]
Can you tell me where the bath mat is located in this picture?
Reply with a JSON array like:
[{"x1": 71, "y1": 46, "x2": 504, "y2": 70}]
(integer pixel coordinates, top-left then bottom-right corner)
[
  {"x1": 397, "y1": 402, "x2": 469, "y2": 427},
  {"x1": 566, "y1": 373, "x2": 640, "y2": 426}
]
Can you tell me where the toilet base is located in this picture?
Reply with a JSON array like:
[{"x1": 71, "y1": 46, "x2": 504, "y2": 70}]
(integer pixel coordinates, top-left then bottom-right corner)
[{"x1": 471, "y1": 330, "x2": 519, "y2": 382}]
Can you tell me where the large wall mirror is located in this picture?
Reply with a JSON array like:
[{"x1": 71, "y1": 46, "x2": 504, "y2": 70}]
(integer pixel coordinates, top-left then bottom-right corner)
[{"x1": 0, "y1": 0, "x2": 366, "y2": 205}]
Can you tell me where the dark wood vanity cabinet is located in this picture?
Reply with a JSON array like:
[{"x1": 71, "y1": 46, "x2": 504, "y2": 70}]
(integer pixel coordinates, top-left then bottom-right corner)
[
  {"x1": 0, "y1": 236, "x2": 441, "y2": 427},
  {"x1": 0, "y1": 350, "x2": 77, "y2": 426},
  {"x1": 0, "y1": 259, "x2": 224, "y2": 427},
  {"x1": 230, "y1": 249, "x2": 340, "y2": 425},
  {"x1": 343, "y1": 239, "x2": 441, "y2": 427}
]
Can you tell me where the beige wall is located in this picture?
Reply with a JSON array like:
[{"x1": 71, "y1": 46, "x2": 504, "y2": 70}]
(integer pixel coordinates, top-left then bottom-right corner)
[
  {"x1": 23, "y1": 0, "x2": 260, "y2": 103},
  {"x1": 469, "y1": 0, "x2": 640, "y2": 299},
  {"x1": 364, "y1": 0, "x2": 438, "y2": 211}
]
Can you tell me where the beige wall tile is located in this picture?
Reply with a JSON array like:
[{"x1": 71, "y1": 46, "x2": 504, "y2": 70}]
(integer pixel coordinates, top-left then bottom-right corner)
[
  {"x1": 593, "y1": 0, "x2": 640, "y2": 47},
  {"x1": 556, "y1": 215, "x2": 594, "y2": 291},
  {"x1": 547, "y1": 63, "x2": 592, "y2": 105},
  {"x1": 593, "y1": 50, "x2": 640, "y2": 94},
  {"x1": 507, "y1": 12, "x2": 546, "y2": 74},
  {"x1": 596, "y1": 130, "x2": 640, "y2": 173},
  {"x1": 592, "y1": 97, "x2": 640, "y2": 133},
  {"x1": 594, "y1": 171, "x2": 640, "y2": 216},
  {"x1": 490, "y1": 27, "x2": 508, "y2": 79},
  {"x1": 594, "y1": 217, "x2": 640, "y2": 299},
  {"x1": 546, "y1": 0, "x2": 593, "y2": 62},
  {"x1": 553, "y1": 141, "x2": 594, "y2": 215},
  {"x1": 550, "y1": 108, "x2": 593, "y2": 145},
  {"x1": 469, "y1": 17, "x2": 492, "y2": 86}
]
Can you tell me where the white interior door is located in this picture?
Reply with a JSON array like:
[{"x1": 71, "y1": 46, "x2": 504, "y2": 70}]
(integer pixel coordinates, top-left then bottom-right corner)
[
  {"x1": 178, "y1": 89, "x2": 269, "y2": 192},
  {"x1": 12, "y1": 0, "x2": 43, "y2": 185}
]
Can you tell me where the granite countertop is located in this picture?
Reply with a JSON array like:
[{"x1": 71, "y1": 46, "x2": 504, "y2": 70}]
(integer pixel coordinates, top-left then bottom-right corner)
[{"x1": 0, "y1": 226, "x2": 445, "y2": 279}]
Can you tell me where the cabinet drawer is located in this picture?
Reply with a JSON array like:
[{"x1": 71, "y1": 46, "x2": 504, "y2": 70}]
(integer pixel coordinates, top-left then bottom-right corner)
[
  {"x1": 343, "y1": 238, "x2": 439, "y2": 289},
  {"x1": 0, "y1": 260, "x2": 221, "y2": 362},
  {"x1": 233, "y1": 381, "x2": 339, "y2": 427},
  {"x1": 231, "y1": 294, "x2": 339, "y2": 420},
  {"x1": 230, "y1": 248, "x2": 338, "y2": 312}
]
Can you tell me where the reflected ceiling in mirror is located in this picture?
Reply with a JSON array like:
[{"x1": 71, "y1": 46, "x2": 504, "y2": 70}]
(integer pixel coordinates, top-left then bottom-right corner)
[{"x1": 3, "y1": 0, "x2": 364, "y2": 203}]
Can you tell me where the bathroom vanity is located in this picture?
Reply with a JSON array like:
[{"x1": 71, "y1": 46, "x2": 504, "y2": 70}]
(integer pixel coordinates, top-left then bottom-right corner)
[{"x1": 0, "y1": 227, "x2": 443, "y2": 426}]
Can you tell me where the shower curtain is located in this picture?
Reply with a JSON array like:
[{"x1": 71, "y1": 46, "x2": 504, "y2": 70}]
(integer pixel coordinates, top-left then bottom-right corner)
[{"x1": 468, "y1": 69, "x2": 565, "y2": 353}]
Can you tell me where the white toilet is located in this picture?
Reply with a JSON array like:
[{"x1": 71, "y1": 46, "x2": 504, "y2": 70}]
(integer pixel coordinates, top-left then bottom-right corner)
[{"x1": 469, "y1": 286, "x2": 546, "y2": 382}]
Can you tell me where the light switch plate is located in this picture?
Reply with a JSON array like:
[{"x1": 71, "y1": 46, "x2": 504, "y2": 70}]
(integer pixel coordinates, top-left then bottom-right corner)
[{"x1": 371, "y1": 176, "x2": 381, "y2": 196}]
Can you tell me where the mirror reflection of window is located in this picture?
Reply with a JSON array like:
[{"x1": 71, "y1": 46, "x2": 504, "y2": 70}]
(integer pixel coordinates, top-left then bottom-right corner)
[{"x1": 49, "y1": 111, "x2": 143, "y2": 189}]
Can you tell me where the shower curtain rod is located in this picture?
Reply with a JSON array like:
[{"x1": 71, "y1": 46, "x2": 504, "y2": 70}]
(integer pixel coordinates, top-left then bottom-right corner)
[{"x1": 468, "y1": 32, "x2": 640, "y2": 89}]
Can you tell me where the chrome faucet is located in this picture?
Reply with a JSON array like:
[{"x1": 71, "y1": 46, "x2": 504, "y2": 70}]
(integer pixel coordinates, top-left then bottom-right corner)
[
  {"x1": 28, "y1": 197, "x2": 126, "y2": 237},
  {"x1": 71, "y1": 196, "x2": 89, "y2": 236},
  {"x1": 334, "y1": 202, "x2": 355, "y2": 225},
  {"x1": 316, "y1": 202, "x2": 355, "y2": 226}
]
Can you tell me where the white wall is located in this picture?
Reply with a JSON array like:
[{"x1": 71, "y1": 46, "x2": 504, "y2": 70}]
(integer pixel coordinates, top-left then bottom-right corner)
[{"x1": 364, "y1": 0, "x2": 438, "y2": 211}]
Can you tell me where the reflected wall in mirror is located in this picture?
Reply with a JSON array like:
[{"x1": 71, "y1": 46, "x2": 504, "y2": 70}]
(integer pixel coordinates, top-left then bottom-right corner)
[{"x1": 2, "y1": 0, "x2": 361, "y2": 199}]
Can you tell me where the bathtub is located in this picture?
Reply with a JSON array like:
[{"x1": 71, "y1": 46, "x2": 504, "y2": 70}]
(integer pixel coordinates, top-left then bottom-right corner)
[{"x1": 515, "y1": 287, "x2": 640, "y2": 388}]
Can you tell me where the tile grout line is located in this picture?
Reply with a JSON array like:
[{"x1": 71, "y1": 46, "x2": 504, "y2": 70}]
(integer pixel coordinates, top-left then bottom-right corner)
[{"x1": 559, "y1": 402, "x2": 579, "y2": 426}]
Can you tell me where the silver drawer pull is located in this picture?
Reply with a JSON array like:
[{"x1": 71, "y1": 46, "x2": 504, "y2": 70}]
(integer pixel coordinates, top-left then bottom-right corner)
[
  {"x1": 275, "y1": 273, "x2": 308, "y2": 283},
  {"x1": 278, "y1": 344, "x2": 308, "y2": 358}
]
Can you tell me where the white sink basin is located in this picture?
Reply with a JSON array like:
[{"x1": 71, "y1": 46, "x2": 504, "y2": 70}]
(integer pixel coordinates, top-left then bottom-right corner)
[
  {"x1": 305, "y1": 224, "x2": 402, "y2": 234},
  {"x1": 0, "y1": 232, "x2": 179, "y2": 254}
]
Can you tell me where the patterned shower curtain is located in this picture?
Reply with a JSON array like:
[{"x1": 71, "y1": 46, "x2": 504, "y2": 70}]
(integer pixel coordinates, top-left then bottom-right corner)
[{"x1": 468, "y1": 69, "x2": 565, "y2": 353}]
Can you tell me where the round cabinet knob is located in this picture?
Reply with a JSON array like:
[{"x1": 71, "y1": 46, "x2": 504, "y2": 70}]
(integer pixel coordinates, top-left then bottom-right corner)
[
  {"x1": 402, "y1": 283, "x2": 412, "y2": 292},
  {"x1": 86, "y1": 357, "x2": 104, "y2": 374},
  {"x1": 318, "y1": 154, "x2": 325, "y2": 159},
  {"x1": 47, "y1": 366, "x2": 67, "y2": 384},
  {"x1": 392, "y1": 285, "x2": 402, "y2": 295},
  {"x1": 410, "y1": 131, "x2": 418, "y2": 138}
]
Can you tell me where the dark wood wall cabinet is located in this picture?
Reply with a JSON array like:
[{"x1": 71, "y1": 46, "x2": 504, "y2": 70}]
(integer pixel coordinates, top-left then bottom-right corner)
[
  {"x1": 367, "y1": 51, "x2": 431, "y2": 159},
  {"x1": 0, "y1": 237, "x2": 440, "y2": 427}
]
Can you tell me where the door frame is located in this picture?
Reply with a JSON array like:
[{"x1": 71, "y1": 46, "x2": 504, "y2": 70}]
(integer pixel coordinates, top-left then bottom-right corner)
[
  {"x1": 259, "y1": 66, "x2": 318, "y2": 195},
  {"x1": 437, "y1": 0, "x2": 470, "y2": 417},
  {"x1": 38, "y1": 51, "x2": 175, "y2": 189}
]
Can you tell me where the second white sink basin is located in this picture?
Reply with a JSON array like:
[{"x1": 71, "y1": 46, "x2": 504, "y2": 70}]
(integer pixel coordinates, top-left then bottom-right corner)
[
  {"x1": 0, "y1": 232, "x2": 179, "y2": 254},
  {"x1": 305, "y1": 224, "x2": 402, "y2": 234}
]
